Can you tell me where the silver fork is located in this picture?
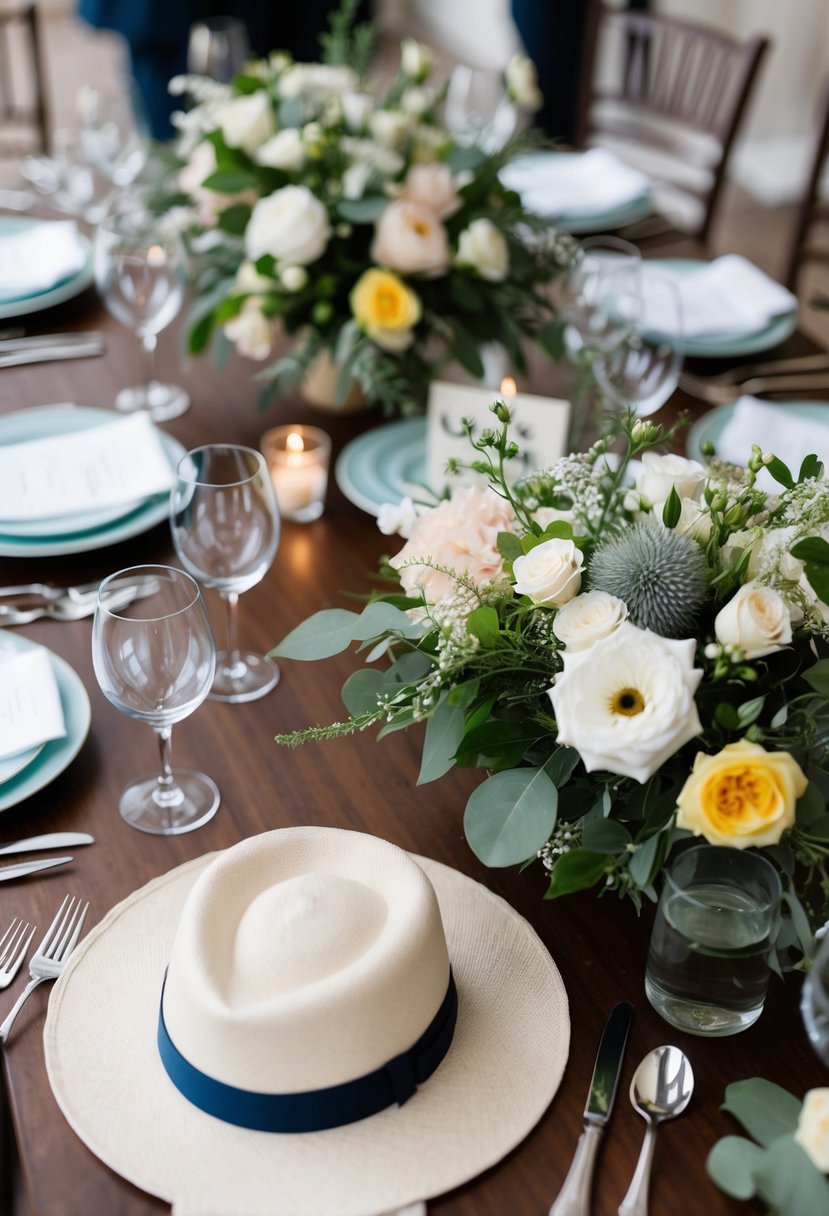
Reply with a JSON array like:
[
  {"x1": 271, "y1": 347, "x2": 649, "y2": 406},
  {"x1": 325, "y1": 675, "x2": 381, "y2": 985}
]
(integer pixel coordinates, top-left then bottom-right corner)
[
  {"x1": 0, "y1": 895, "x2": 89, "y2": 1043},
  {"x1": 0, "y1": 918, "x2": 36, "y2": 989},
  {"x1": 679, "y1": 370, "x2": 829, "y2": 406}
]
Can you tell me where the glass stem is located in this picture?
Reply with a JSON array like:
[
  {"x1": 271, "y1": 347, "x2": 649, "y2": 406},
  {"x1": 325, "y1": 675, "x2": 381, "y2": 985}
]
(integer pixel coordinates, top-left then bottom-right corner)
[
  {"x1": 153, "y1": 726, "x2": 183, "y2": 811},
  {"x1": 141, "y1": 330, "x2": 158, "y2": 397},
  {"x1": 223, "y1": 590, "x2": 245, "y2": 680}
]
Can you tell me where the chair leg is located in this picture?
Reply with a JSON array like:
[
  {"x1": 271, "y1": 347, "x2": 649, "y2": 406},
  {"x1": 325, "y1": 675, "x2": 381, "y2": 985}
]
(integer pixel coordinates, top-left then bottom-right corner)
[{"x1": 27, "y1": 1, "x2": 50, "y2": 154}]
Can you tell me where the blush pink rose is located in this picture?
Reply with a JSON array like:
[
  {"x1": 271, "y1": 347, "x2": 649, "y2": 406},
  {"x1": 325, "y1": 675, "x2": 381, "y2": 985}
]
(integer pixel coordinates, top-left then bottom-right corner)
[
  {"x1": 371, "y1": 200, "x2": 450, "y2": 277},
  {"x1": 399, "y1": 164, "x2": 461, "y2": 219}
]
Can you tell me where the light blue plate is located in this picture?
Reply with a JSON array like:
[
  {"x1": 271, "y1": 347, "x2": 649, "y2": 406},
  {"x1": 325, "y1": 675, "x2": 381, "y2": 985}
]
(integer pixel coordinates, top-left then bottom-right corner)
[
  {"x1": 335, "y1": 419, "x2": 428, "y2": 517},
  {"x1": 0, "y1": 217, "x2": 94, "y2": 320},
  {"x1": 0, "y1": 630, "x2": 91, "y2": 812},
  {"x1": 0, "y1": 404, "x2": 185, "y2": 557},
  {"x1": 0, "y1": 743, "x2": 44, "y2": 786},
  {"x1": 501, "y1": 151, "x2": 653, "y2": 235},
  {"x1": 647, "y1": 259, "x2": 798, "y2": 359},
  {"x1": 686, "y1": 400, "x2": 829, "y2": 463}
]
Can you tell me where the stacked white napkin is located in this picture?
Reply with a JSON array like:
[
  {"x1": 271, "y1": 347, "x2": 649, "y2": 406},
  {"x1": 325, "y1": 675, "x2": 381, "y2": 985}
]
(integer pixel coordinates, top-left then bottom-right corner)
[
  {"x1": 0, "y1": 221, "x2": 86, "y2": 302},
  {"x1": 500, "y1": 147, "x2": 651, "y2": 218},
  {"x1": 714, "y1": 397, "x2": 829, "y2": 488},
  {"x1": 640, "y1": 256, "x2": 797, "y2": 340},
  {"x1": 0, "y1": 648, "x2": 66, "y2": 762}
]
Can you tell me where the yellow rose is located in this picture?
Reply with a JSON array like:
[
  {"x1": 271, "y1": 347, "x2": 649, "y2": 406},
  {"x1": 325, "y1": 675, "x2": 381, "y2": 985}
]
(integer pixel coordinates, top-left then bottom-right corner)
[
  {"x1": 676, "y1": 739, "x2": 807, "y2": 848},
  {"x1": 350, "y1": 268, "x2": 422, "y2": 352}
]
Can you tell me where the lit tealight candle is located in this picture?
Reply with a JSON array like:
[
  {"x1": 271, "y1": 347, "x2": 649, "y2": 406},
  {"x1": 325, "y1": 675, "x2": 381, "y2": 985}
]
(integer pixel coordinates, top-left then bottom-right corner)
[
  {"x1": 259, "y1": 425, "x2": 331, "y2": 523},
  {"x1": 500, "y1": 375, "x2": 517, "y2": 399}
]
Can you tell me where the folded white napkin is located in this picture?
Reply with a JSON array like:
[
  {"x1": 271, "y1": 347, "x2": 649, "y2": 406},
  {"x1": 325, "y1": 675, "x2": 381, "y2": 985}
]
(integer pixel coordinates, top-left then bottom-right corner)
[
  {"x1": 0, "y1": 648, "x2": 66, "y2": 761},
  {"x1": 640, "y1": 255, "x2": 797, "y2": 341},
  {"x1": 500, "y1": 147, "x2": 651, "y2": 218},
  {"x1": 0, "y1": 411, "x2": 174, "y2": 522},
  {"x1": 0, "y1": 221, "x2": 86, "y2": 302},
  {"x1": 711, "y1": 396, "x2": 829, "y2": 490}
]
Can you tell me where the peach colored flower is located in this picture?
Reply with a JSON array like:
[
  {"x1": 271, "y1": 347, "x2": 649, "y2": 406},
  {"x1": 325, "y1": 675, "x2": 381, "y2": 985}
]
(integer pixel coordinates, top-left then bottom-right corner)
[
  {"x1": 399, "y1": 164, "x2": 461, "y2": 219},
  {"x1": 371, "y1": 200, "x2": 450, "y2": 277}
]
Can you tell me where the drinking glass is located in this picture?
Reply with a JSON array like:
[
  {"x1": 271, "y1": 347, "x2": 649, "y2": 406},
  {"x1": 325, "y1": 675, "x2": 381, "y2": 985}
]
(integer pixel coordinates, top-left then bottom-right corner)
[
  {"x1": 445, "y1": 65, "x2": 517, "y2": 151},
  {"x1": 171, "y1": 444, "x2": 281, "y2": 703},
  {"x1": 92, "y1": 565, "x2": 219, "y2": 835},
  {"x1": 560, "y1": 236, "x2": 642, "y2": 364},
  {"x1": 77, "y1": 80, "x2": 149, "y2": 190},
  {"x1": 645, "y1": 845, "x2": 781, "y2": 1036},
  {"x1": 187, "y1": 16, "x2": 251, "y2": 82},
  {"x1": 593, "y1": 271, "x2": 683, "y2": 417},
  {"x1": 802, "y1": 931, "x2": 829, "y2": 1065},
  {"x1": 94, "y1": 206, "x2": 190, "y2": 421}
]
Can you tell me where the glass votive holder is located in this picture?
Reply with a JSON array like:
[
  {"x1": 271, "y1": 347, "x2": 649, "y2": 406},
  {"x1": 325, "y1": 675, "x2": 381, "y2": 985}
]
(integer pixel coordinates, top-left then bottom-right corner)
[
  {"x1": 259, "y1": 425, "x2": 330, "y2": 523},
  {"x1": 645, "y1": 844, "x2": 781, "y2": 1037}
]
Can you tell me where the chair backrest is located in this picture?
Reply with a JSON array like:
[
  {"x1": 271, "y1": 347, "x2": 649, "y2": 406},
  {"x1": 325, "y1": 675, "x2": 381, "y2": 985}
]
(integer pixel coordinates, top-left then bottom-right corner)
[
  {"x1": 576, "y1": 7, "x2": 769, "y2": 244},
  {"x1": 784, "y1": 78, "x2": 829, "y2": 292},
  {"x1": 0, "y1": 1, "x2": 49, "y2": 157}
]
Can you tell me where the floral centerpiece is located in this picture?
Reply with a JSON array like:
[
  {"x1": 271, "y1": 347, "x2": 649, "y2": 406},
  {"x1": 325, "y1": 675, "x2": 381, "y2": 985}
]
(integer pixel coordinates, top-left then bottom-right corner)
[
  {"x1": 274, "y1": 406, "x2": 829, "y2": 957},
  {"x1": 164, "y1": 2, "x2": 571, "y2": 414}
]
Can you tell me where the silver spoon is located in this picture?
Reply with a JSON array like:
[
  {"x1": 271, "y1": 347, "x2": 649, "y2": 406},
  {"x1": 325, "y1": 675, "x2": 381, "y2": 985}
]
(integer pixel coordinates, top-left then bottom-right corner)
[{"x1": 618, "y1": 1045, "x2": 694, "y2": 1216}]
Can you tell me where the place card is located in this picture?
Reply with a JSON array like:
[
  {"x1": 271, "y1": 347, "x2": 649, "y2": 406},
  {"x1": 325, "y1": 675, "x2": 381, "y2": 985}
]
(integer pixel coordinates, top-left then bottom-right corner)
[
  {"x1": 425, "y1": 381, "x2": 571, "y2": 496},
  {"x1": 0, "y1": 649, "x2": 66, "y2": 761},
  {"x1": 0, "y1": 412, "x2": 174, "y2": 522}
]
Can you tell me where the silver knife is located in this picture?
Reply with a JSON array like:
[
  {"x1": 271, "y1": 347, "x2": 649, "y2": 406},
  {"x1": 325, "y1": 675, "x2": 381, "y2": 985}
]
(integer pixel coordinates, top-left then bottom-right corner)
[
  {"x1": 549, "y1": 1001, "x2": 633, "y2": 1216},
  {"x1": 0, "y1": 833, "x2": 94, "y2": 857},
  {"x1": 0, "y1": 856, "x2": 73, "y2": 882},
  {"x1": 0, "y1": 341, "x2": 105, "y2": 369}
]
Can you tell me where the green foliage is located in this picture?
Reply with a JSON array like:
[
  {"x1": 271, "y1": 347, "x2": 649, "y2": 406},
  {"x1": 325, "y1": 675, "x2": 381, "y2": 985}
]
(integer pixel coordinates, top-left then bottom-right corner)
[{"x1": 464, "y1": 768, "x2": 558, "y2": 867}]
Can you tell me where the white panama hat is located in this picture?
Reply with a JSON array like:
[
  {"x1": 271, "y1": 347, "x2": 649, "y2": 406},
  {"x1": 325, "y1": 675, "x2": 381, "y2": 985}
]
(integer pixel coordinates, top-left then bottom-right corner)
[{"x1": 45, "y1": 827, "x2": 570, "y2": 1216}]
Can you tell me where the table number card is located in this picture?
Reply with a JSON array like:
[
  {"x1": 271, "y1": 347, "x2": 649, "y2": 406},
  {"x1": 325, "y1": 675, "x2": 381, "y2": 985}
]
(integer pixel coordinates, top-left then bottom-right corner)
[{"x1": 426, "y1": 381, "x2": 571, "y2": 496}]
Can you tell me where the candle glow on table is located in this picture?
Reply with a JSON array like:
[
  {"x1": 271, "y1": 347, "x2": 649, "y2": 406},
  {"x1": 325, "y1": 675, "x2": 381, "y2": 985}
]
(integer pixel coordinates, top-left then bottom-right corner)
[{"x1": 259, "y1": 425, "x2": 331, "y2": 523}]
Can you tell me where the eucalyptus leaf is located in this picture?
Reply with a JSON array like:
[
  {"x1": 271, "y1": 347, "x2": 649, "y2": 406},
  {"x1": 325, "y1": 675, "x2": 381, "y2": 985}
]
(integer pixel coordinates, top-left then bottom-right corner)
[
  {"x1": 782, "y1": 891, "x2": 815, "y2": 959},
  {"x1": 341, "y1": 668, "x2": 386, "y2": 716},
  {"x1": 582, "y1": 818, "x2": 632, "y2": 854},
  {"x1": 544, "y1": 746, "x2": 580, "y2": 788},
  {"x1": 464, "y1": 768, "x2": 557, "y2": 867},
  {"x1": 202, "y1": 169, "x2": 258, "y2": 194},
  {"x1": 271, "y1": 609, "x2": 361, "y2": 660},
  {"x1": 754, "y1": 1135, "x2": 829, "y2": 1216},
  {"x1": 418, "y1": 697, "x2": 465, "y2": 785},
  {"x1": 337, "y1": 196, "x2": 388, "y2": 223},
  {"x1": 545, "y1": 848, "x2": 608, "y2": 897},
  {"x1": 628, "y1": 831, "x2": 663, "y2": 889},
  {"x1": 706, "y1": 1136, "x2": 763, "y2": 1200},
  {"x1": 722, "y1": 1078, "x2": 801, "y2": 1145}
]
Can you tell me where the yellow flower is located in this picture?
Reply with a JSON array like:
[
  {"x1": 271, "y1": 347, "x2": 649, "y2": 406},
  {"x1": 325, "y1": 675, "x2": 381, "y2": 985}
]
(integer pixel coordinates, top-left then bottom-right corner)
[
  {"x1": 676, "y1": 739, "x2": 807, "y2": 848},
  {"x1": 350, "y1": 268, "x2": 422, "y2": 352}
]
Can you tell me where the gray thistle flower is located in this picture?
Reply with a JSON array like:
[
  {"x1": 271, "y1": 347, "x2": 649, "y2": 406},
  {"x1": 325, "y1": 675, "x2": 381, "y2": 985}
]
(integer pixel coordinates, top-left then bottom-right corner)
[{"x1": 589, "y1": 522, "x2": 707, "y2": 637}]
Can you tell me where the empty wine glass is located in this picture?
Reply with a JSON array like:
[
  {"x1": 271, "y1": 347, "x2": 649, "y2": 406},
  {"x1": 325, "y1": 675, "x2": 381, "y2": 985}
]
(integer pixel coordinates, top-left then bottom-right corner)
[
  {"x1": 593, "y1": 271, "x2": 683, "y2": 417},
  {"x1": 802, "y1": 931, "x2": 829, "y2": 1065},
  {"x1": 171, "y1": 445, "x2": 281, "y2": 703},
  {"x1": 92, "y1": 565, "x2": 219, "y2": 835},
  {"x1": 77, "y1": 80, "x2": 149, "y2": 190},
  {"x1": 560, "y1": 235, "x2": 642, "y2": 363},
  {"x1": 187, "y1": 16, "x2": 251, "y2": 82},
  {"x1": 445, "y1": 65, "x2": 517, "y2": 151},
  {"x1": 94, "y1": 206, "x2": 190, "y2": 421}
]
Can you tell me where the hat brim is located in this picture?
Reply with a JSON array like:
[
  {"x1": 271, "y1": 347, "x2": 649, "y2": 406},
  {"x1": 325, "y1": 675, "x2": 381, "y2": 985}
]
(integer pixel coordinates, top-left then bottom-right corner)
[{"x1": 45, "y1": 851, "x2": 569, "y2": 1216}]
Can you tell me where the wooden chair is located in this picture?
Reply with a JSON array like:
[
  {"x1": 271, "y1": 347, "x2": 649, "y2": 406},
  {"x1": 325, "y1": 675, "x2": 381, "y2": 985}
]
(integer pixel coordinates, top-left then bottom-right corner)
[
  {"x1": 784, "y1": 78, "x2": 829, "y2": 292},
  {"x1": 0, "y1": 2, "x2": 49, "y2": 158},
  {"x1": 575, "y1": 6, "x2": 769, "y2": 244}
]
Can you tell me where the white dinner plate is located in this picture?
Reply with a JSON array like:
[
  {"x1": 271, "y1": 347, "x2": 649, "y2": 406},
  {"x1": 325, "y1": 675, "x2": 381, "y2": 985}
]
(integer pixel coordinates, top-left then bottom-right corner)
[
  {"x1": 501, "y1": 150, "x2": 653, "y2": 235},
  {"x1": 0, "y1": 631, "x2": 91, "y2": 813},
  {"x1": 0, "y1": 216, "x2": 94, "y2": 320},
  {"x1": 335, "y1": 419, "x2": 428, "y2": 517},
  {"x1": 686, "y1": 400, "x2": 829, "y2": 464},
  {"x1": 0, "y1": 405, "x2": 185, "y2": 557}
]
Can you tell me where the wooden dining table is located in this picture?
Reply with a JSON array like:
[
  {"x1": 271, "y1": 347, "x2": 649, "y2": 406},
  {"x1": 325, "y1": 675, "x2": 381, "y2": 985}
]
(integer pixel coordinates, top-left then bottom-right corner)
[{"x1": 0, "y1": 254, "x2": 826, "y2": 1216}]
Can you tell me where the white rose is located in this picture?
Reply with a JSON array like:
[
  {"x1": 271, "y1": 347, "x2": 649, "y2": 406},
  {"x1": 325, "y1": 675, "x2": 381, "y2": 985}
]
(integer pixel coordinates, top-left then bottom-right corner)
[
  {"x1": 401, "y1": 86, "x2": 433, "y2": 116},
  {"x1": 369, "y1": 109, "x2": 412, "y2": 150},
  {"x1": 342, "y1": 90, "x2": 374, "y2": 132},
  {"x1": 280, "y1": 265, "x2": 308, "y2": 292},
  {"x1": 512, "y1": 538, "x2": 583, "y2": 606},
  {"x1": 549, "y1": 621, "x2": 703, "y2": 784},
  {"x1": 714, "y1": 581, "x2": 793, "y2": 659},
  {"x1": 505, "y1": 52, "x2": 543, "y2": 111},
  {"x1": 223, "y1": 299, "x2": 273, "y2": 361},
  {"x1": 456, "y1": 218, "x2": 509, "y2": 282},
  {"x1": 377, "y1": 496, "x2": 421, "y2": 540},
  {"x1": 401, "y1": 38, "x2": 433, "y2": 81},
  {"x1": 371, "y1": 200, "x2": 450, "y2": 277},
  {"x1": 279, "y1": 63, "x2": 356, "y2": 101},
  {"x1": 553, "y1": 591, "x2": 628, "y2": 651},
  {"x1": 668, "y1": 497, "x2": 712, "y2": 543},
  {"x1": 637, "y1": 452, "x2": 706, "y2": 508},
  {"x1": 533, "y1": 506, "x2": 575, "y2": 529},
  {"x1": 215, "y1": 91, "x2": 275, "y2": 157},
  {"x1": 255, "y1": 128, "x2": 305, "y2": 172},
  {"x1": 795, "y1": 1089, "x2": 829, "y2": 1173},
  {"x1": 178, "y1": 140, "x2": 217, "y2": 196},
  {"x1": 246, "y1": 185, "x2": 330, "y2": 265}
]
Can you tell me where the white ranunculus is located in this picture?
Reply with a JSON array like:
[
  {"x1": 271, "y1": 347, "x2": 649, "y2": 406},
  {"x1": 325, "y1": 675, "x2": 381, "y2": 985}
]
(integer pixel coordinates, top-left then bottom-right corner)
[
  {"x1": 795, "y1": 1089, "x2": 829, "y2": 1173},
  {"x1": 637, "y1": 452, "x2": 706, "y2": 509},
  {"x1": 505, "y1": 52, "x2": 543, "y2": 111},
  {"x1": 512, "y1": 538, "x2": 583, "y2": 606},
  {"x1": 223, "y1": 299, "x2": 273, "y2": 361},
  {"x1": 549, "y1": 621, "x2": 703, "y2": 784},
  {"x1": 553, "y1": 591, "x2": 628, "y2": 651},
  {"x1": 401, "y1": 38, "x2": 433, "y2": 81},
  {"x1": 377, "y1": 496, "x2": 421, "y2": 540},
  {"x1": 714, "y1": 581, "x2": 793, "y2": 659},
  {"x1": 456, "y1": 218, "x2": 509, "y2": 282},
  {"x1": 369, "y1": 109, "x2": 412, "y2": 150},
  {"x1": 255, "y1": 128, "x2": 305, "y2": 172},
  {"x1": 215, "y1": 90, "x2": 275, "y2": 157},
  {"x1": 245, "y1": 186, "x2": 331, "y2": 265}
]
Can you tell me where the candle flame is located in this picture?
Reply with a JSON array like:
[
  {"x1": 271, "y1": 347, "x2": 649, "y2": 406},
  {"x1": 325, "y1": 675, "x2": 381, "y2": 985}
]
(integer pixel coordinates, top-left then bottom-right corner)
[
  {"x1": 147, "y1": 244, "x2": 167, "y2": 268},
  {"x1": 286, "y1": 431, "x2": 305, "y2": 455},
  {"x1": 500, "y1": 376, "x2": 517, "y2": 398}
]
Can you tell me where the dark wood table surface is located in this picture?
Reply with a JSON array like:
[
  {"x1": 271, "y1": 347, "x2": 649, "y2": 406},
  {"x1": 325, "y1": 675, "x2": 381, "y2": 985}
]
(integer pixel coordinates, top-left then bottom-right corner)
[{"x1": 0, "y1": 263, "x2": 827, "y2": 1216}]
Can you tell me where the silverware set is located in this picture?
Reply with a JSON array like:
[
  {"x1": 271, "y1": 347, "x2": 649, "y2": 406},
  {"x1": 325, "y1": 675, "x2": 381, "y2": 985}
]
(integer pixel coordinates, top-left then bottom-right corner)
[
  {"x1": 680, "y1": 352, "x2": 829, "y2": 405},
  {"x1": 0, "y1": 330, "x2": 106, "y2": 368},
  {"x1": 0, "y1": 894, "x2": 90, "y2": 1043},
  {"x1": 0, "y1": 575, "x2": 160, "y2": 625},
  {"x1": 550, "y1": 1004, "x2": 694, "y2": 1216}
]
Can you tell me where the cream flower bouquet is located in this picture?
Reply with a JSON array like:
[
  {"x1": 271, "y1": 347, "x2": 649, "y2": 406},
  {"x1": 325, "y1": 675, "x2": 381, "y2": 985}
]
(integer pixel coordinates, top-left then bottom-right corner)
[
  {"x1": 275, "y1": 407, "x2": 829, "y2": 961},
  {"x1": 165, "y1": 2, "x2": 571, "y2": 414}
]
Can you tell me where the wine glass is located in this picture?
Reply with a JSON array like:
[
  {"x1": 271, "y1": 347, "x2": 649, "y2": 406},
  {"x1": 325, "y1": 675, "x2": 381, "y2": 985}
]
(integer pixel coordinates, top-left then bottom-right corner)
[
  {"x1": 92, "y1": 565, "x2": 219, "y2": 835},
  {"x1": 77, "y1": 80, "x2": 149, "y2": 190},
  {"x1": 802, "y1": 931, "x2": 829, "y2": 1065},
  {"x1": 171, "y1": 444, "x2": 281, "y2": 703},
  {"x1": 187, "y1": 16, "x2": 251, "y2": 82},
  {"x1": 94, "y1": 205, "x2": 190, "y2": 421},
  {"x1": 445, "y1": 65, "x2": 517, "y2": 151},
  {"x1": 560, "y1": 236, "x2": 642, "y2": 363},
  {"x1": 593, "y1": 271, "x2": 683, "y2": 417}
]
